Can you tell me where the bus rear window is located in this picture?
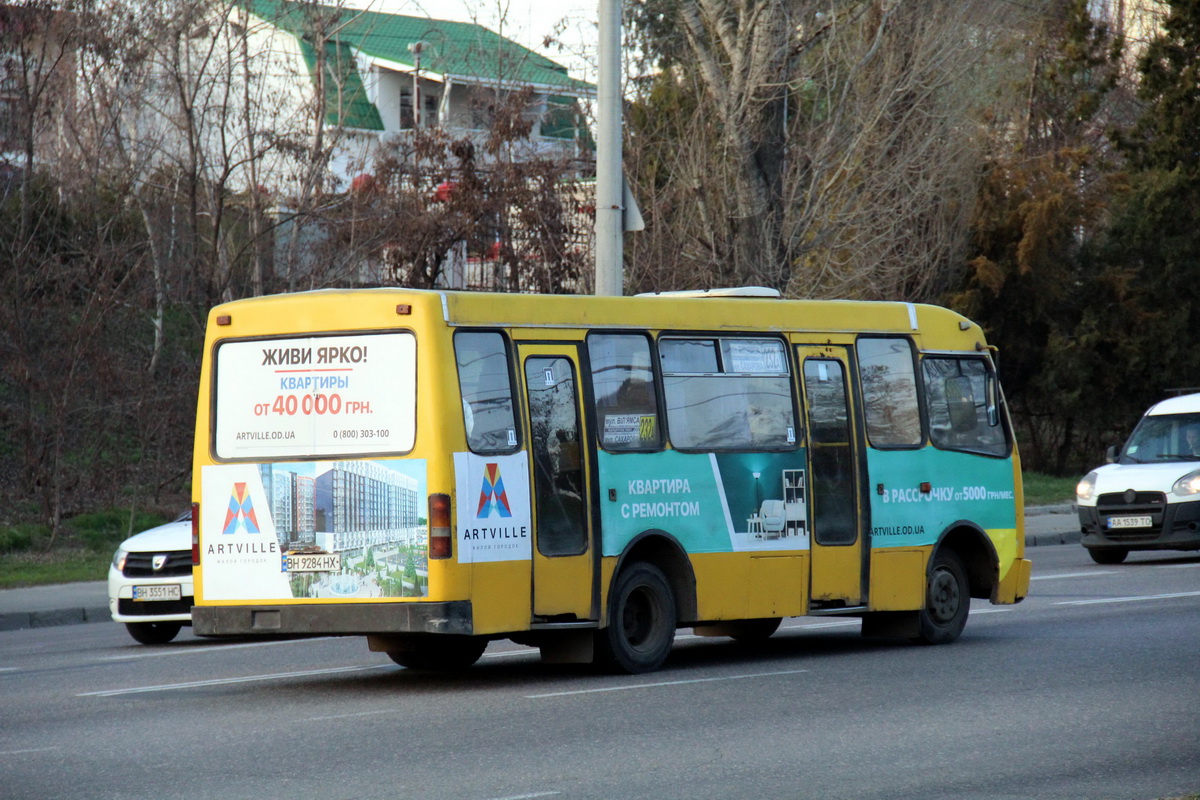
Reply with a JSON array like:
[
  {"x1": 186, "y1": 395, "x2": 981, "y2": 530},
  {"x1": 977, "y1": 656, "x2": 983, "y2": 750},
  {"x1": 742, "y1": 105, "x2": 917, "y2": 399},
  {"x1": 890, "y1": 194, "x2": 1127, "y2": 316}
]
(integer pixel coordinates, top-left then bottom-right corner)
[{"x1": 213, "y1": 332, "x2": 416, "y2": 459}]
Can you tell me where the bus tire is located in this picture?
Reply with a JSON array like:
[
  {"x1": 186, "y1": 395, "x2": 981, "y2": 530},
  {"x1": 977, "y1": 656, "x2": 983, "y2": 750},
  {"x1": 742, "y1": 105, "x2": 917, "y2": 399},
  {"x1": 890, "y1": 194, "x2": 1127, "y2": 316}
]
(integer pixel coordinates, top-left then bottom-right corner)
[
  {"x1": 912, "y1": 549, "x2": 969, "y2": 645},
  {"x1": 1087, "y1": 547, "x2": 1128, "y2": 565},
  {"x1": 384, "y1": 636, "x2": 487, "y2": 671},
  {"x1": 727, "y1": 618, "x2": 782, "y2": 642},
  {"x1": 596, "y1": 562, "x2": 676, "y2": 674},
  {"x1": 125, "y1": 621, "x2": 182, "y2": 645}
]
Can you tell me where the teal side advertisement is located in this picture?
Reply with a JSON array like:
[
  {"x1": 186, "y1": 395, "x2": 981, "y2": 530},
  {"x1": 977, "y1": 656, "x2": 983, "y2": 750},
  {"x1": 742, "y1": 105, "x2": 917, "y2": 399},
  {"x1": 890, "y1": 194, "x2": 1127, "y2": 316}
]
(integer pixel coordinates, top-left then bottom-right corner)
[
  {"x1": 597, "y1": 450, "x2": 811, "y2": 556},
  {"x1": 597, "y1": 447, "x2": 1017, "y2": 556},
  {"x1": 865, "y1": 448, "x2": 1017, "y2": 548}
]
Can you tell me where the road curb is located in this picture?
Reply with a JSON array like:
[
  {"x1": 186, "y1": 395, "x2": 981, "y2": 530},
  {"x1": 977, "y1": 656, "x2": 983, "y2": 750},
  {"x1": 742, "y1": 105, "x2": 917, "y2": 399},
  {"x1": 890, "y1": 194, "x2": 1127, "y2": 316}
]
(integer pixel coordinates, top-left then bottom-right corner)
[
  {"x1": 1026, "y1": 530, "x2": 1082, "y2": 547},
  {"x1": 0, "y1": 605, "x2": 112, "y2": 632}
]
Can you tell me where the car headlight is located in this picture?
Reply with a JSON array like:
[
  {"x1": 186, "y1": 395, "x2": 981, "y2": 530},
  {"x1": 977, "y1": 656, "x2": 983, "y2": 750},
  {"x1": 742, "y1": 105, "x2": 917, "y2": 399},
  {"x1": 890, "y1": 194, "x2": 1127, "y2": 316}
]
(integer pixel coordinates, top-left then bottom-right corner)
[
  {"x1": 1172, "y1": 469, "x2": 1200, "y2": 497},
  {"x1": 112, "y1": 548, "x2": 128, "y2": 572},
  {"x1": 1076, "y1": 471, "x2": 1098, "y2": 502}
]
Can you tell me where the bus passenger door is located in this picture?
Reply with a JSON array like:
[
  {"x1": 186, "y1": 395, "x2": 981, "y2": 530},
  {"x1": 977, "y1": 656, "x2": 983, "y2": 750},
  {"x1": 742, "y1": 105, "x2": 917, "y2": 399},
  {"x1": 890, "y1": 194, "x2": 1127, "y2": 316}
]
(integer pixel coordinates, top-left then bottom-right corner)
[
  {"x1": 517, "y1": 344, "x2": 595, "y2": 622},
  {"x1": 796, "y1": 346, "x2": 865, "y2": 608}
]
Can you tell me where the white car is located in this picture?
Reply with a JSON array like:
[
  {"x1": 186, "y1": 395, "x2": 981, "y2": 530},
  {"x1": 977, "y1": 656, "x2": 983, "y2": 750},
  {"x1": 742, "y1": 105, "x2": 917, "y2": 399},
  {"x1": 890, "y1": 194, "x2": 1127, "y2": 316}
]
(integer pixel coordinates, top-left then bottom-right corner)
[
  {"x1": 1076, "y1": 393, "x2": 1200, "y2": 564},
  {"x1": 108, "y1": 511, "x2": 194, "y2": 644}
]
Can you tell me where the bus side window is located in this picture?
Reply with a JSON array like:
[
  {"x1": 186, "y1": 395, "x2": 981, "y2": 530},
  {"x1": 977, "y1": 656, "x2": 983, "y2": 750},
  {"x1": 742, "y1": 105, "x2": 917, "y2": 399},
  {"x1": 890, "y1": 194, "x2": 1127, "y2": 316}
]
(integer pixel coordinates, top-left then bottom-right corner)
[
  {"x1": 454, "y1": 331, "x2": 519, "y2": 453},
  {"x1": 922, "y1": 356, "x2": 1008, "y2": 456},
  {"x1": 661, "y1": 336, "x2": 796, "y2": 451},
  {"x1": 857, "y1": 337, "x2": 922, "y2": 448},
  {"x1": 587, "y1": 333, "x2": 661, "y2": 451}
]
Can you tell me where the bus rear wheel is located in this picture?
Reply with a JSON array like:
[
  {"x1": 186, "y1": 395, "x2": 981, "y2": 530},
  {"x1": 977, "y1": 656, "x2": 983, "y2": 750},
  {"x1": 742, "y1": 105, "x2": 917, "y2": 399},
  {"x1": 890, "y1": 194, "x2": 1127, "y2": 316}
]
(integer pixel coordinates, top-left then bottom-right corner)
[
  {"x1": 912, "y1": 549, "x2": 969, "y2": 645},
  {"x1": 596, "y1": 562, "x2": 676, "y2": 674},
  {"x1": 384, "y1": 636, "x2": 488, "y2": 671}
]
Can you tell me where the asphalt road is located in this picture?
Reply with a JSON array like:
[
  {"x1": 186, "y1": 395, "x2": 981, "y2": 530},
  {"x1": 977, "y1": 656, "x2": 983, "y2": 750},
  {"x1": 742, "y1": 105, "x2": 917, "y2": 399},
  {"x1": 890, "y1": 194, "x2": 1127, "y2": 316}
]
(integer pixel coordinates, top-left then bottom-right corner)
[{"x1": 2, "y1": 543, "x2": 1198, "y2": 800}]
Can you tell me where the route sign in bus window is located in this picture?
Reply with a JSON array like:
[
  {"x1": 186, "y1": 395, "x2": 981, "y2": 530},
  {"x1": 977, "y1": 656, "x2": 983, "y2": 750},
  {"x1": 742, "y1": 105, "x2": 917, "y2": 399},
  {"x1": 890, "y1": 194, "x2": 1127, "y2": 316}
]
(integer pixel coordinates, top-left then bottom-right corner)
[{"x1": 588, "y1": 333, "x2": 661, "y2": 451}]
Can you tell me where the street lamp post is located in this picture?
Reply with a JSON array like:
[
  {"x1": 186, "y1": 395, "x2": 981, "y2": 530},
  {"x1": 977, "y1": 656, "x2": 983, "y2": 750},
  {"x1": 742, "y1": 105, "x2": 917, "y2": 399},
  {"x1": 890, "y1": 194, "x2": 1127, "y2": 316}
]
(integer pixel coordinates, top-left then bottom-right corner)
[{"x1": 594, "y1": 0, "x2": 623, "y2": 296}]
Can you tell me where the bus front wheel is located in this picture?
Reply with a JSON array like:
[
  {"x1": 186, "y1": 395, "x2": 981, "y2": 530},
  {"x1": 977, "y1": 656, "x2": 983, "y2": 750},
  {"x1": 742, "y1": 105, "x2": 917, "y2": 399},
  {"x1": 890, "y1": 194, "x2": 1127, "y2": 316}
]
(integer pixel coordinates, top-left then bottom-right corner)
[
  {"x1": 596, "y1": 562, "x2": 676, "y2": 674},
  {"x1": 384, "y1": 636, "x2": 488, "y2": 670},
  {"x1": 912, "y1": 549, "x2": 969, "y2": 645}
]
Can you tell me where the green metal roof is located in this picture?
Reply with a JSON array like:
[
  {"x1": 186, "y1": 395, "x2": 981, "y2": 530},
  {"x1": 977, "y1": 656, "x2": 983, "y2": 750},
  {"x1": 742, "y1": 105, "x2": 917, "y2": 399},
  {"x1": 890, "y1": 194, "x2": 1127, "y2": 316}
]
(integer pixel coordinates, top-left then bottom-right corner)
[
  {"x1": 295, "y1": 36, "x2": 384, "y2": 131},
  {"x1": 244, "y1": 0, "x2": 592, "y2": 104}
]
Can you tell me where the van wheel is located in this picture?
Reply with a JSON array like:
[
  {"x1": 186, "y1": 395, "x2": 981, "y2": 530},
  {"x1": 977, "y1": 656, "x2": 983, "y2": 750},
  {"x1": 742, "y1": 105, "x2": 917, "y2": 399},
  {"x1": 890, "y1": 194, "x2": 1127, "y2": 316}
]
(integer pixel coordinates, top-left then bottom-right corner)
[
  {"x1": 912, "y1": 550, "x2": 969, "y2": 645},
  {"x1": 1087, "y1": 547, "x2": 1128, "y2": 565},
  {"x1": 596, "y1": 562, "x2": 676, "y2": 674},
  {"x1": 385, "y1": 636, "x2": 487, "y2": 670},
  {"x1": 126, "y1": 621, "x2": 182, "y2": 645}
]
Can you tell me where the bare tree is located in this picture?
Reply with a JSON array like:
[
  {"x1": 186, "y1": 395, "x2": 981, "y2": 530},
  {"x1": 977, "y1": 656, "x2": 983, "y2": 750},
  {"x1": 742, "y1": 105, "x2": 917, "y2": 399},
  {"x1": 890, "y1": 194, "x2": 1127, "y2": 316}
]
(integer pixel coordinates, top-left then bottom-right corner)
[
  {"x1": 626, "y1": 0, "x2": 1046, "y2": 300},
  {"x1": 322, "y1": 87, "x2": 589, "y2": 293}
]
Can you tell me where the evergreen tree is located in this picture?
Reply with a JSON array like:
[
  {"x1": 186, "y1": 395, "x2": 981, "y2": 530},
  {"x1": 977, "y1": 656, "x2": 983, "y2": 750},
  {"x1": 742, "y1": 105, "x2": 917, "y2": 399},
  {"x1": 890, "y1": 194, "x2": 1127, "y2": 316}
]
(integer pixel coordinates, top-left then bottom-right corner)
[
  {"x1": 1095, "y1": 0, "x2": 1200, "y2": 412},
  {"x1": 953, "y1": 0, "x2": 1123, "y2": 472}
]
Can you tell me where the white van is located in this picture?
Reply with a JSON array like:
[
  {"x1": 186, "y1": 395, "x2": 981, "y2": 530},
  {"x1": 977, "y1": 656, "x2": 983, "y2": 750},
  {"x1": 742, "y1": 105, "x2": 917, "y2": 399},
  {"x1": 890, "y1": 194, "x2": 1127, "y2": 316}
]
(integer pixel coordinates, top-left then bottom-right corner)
[{"x1": 1076, "y1": 393, "x2": 1200, "y2": 564}]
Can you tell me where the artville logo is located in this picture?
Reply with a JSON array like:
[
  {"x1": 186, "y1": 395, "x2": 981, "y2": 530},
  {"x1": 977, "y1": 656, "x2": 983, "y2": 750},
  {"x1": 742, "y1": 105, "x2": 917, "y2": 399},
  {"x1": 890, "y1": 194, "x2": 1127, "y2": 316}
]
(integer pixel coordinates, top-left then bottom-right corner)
[
  {"x1": 475, "y1": 463, "x2": 512, "y2": 519},
  {"x1": 222, "y1": 481, "x2": 261, "y2": 534}
]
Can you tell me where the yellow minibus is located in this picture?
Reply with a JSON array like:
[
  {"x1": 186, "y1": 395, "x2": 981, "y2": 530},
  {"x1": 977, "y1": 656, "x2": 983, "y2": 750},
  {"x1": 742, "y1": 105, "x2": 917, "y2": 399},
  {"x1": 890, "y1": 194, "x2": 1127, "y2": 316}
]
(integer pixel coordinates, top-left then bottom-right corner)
[{"x1": 191, "y1": 287, "x2": 1031, "y2": 673}]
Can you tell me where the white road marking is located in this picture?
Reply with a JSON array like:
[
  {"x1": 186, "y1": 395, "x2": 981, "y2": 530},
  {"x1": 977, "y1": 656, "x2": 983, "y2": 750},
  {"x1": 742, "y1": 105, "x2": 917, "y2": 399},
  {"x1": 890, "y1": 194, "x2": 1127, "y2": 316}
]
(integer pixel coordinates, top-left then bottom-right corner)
[
  {"x1": 0, "y1": 747, "x2": 60, "y2": 756},
  {"x1": 1031, "y1": 571, "x2": 1118, "y2": 580},
  {"x1": 100, "y1": 637, "x2": 339, "y2": 661},
  {"x1": 482, "y1": 793, "x2": 561, "y2": 800},
  {"x1": 1054, "y1": 590, "x2": 1200, "y2": 606},
  {"x1": 304, "y1": 709, "x2": 396, "y2": 722},
  {"x1": 525, "y1": 669, "x2": 809, "y2": 699},
  {"x1": 78, "y1": 664, "x2": 388, "y2": 697}
]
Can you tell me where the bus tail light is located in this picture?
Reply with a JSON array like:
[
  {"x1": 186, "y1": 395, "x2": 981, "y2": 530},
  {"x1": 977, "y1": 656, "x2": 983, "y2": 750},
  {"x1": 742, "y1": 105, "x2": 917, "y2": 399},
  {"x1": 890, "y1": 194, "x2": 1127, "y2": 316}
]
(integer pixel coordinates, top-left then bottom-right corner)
[
  {"x1": 191, "y1": 502, "x2": 200, "y2": 565},
  {"x1": 429, "y1": 493, "x2": 452, "y2": 559}
]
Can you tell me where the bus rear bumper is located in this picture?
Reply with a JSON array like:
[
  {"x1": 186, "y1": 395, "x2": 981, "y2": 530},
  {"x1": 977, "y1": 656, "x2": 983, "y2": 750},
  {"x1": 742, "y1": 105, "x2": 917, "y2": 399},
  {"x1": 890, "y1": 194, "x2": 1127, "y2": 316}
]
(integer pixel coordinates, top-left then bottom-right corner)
[{"x1": 193, "y1": 601, "x2": 473, "y2": 637}]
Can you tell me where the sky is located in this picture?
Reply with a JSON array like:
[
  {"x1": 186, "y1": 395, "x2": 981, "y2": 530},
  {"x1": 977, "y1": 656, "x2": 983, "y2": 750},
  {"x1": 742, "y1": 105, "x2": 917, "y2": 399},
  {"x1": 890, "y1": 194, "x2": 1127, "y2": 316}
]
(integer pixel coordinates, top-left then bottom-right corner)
[{"x1": 347, "y1": 0, "x2": 602, "y2": 80}]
